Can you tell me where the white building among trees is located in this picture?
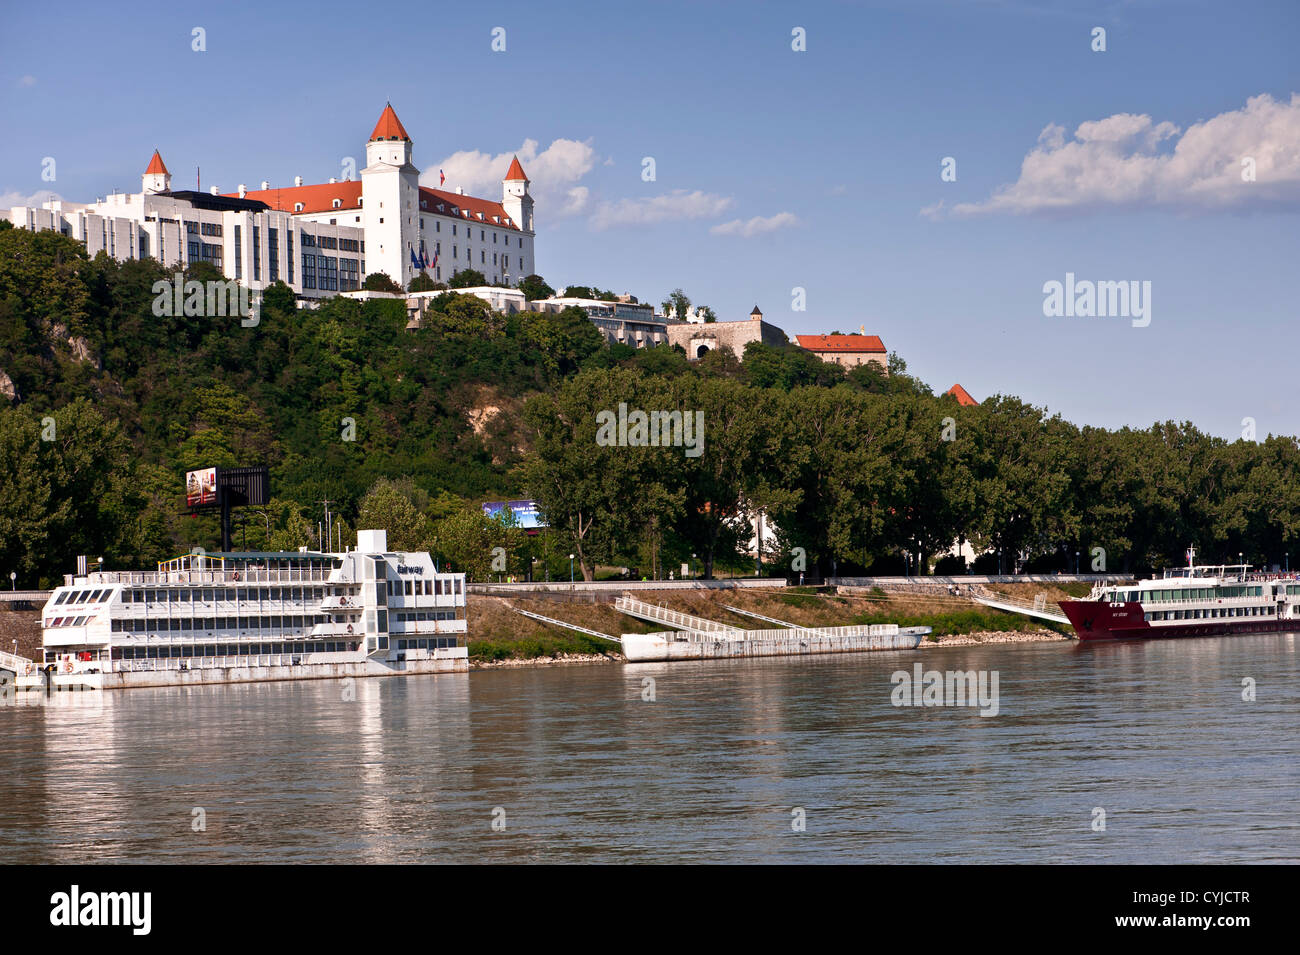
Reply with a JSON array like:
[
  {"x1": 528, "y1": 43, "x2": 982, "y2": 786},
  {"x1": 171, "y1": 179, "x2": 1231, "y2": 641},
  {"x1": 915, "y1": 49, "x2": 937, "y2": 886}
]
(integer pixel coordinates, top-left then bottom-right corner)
[{"x1": 6, "y1": 104, "x2": 536, "y2": 299}]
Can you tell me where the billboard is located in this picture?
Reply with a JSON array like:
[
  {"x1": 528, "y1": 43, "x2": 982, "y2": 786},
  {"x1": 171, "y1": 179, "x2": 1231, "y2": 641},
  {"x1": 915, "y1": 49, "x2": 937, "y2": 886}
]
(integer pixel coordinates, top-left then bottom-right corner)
[
  {"x1": 186, "y1": 468, "x2": 218, "y2": 508},
  {"x1": 220, "y1": 466, "x2": 270, "y2": 507},
  {"x1": 482, "y1": 500, "x2": 546, "y2": 530},
  {"x1": 184, "y1": 466, "x2": 269, "y2": 511}
]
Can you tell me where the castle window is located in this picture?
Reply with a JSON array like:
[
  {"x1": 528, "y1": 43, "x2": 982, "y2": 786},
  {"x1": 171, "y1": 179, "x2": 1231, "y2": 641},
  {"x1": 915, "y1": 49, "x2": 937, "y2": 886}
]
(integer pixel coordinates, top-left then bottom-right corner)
[
  {"x1": 332, "y1": 199, "x2": 341, "y2": 209},
  {"x1": 294, "y1": 202, "x2": 303, "y2": 212}
]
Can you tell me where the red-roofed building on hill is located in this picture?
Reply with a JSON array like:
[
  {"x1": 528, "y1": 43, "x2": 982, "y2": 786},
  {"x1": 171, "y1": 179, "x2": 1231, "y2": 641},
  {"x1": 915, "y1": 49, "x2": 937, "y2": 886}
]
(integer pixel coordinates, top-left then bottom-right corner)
[
  {"x1": 226, "y1": 103, "x2": 533, "y2": 290},
  {"x1": 794, "y1": 333, "x2": 888, "y2": 373},
  {"x1": 946, "y1": 383, "x2": 978, "y2": 406},
  {"x1": 6, "y1": 103, "x2": 535, "y2": 298}
]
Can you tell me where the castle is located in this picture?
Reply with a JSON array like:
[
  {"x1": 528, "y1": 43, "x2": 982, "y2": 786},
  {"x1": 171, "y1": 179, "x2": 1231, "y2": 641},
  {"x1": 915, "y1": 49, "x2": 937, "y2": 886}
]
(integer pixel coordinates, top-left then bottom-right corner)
[{"x1": 6, "y1": 104, "x2": 535, "y2": 299}]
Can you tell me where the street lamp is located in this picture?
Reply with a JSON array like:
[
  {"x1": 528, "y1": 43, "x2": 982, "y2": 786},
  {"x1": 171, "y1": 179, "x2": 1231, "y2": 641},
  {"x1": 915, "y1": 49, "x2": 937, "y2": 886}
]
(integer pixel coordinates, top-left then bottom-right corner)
[
  {"x1": 1075, "y1": 550, "x2": 1080, "y2": 575},
  {"x1": 569, "y1": 554, "x2": 574, "y2": 583},
  {"x1": 691, "y1": 553, "x2": 696, "y2": 579},
  {"x1": 8, "y1": 571, "x2": 14, "y2": 591}
]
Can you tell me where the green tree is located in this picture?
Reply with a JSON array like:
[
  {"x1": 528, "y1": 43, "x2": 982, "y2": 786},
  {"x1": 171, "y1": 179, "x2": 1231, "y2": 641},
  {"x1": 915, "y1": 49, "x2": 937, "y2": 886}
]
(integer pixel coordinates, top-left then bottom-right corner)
[
  {"x1": 518, "y1": 274, "x2": 555, "y2": 301},
  {"x1": 363, "y1": 272, "x2": 403, "y2": 293},
  {"x1": 660, "y1": 288, "x2": 691, "y2": 320},
  {"x1": 430, "y1": 503, "x2": 525, "y2": 579},
  {"x1": 357, "y1": 477, "x2": 433, "y2": 550},
  {"x1": 448, "y1": 268, "x2": 487, "y2": 289},
  {"x1": 408, "y1": 272, "x2": 442, "y2": 293},
  {"x1": 742, "y1": 341, "x2": 844, "y2": 390},
  {"x1": 520, "y1": 306, "x2": 605, "y2": 378},
  {"x1": 522, "y1": 368, "x2": 683, "y2": 580},
  {"x1": 0, "y1": 399, "x2": 138, "y2": 585}
]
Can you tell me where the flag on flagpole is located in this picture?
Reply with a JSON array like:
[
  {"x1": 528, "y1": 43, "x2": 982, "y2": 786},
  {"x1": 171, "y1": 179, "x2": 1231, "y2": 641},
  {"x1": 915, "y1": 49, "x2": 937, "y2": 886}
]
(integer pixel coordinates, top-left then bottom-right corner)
[
  {"x1": 410, "y1": 247, "x2": 419, "y2": 269},
  {"x1": 439, "y1": 169, "x2": 445, "y2": 186}
]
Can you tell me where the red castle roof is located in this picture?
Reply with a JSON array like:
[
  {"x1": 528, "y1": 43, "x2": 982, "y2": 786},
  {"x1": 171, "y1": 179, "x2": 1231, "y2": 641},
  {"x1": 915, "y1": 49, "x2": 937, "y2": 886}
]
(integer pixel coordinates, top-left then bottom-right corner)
[
  {"x1": 504, "y1": 155, "x2": 528, "y2": 181},
  {"x1": 369, "y1": 103, "x2": 410, "y2": 142},
  {"x1": 419, "y1": 186, "x2": 519, "y2": 230},
  {"x1": 231, "y1": 180, "x2": 363, "y2": 214},
  {"x1": 795, "y1": 334, "x2": 886, "y2": 353},
  {"x1": 946, "y1": 383, "x2": 978, "y2": 406},
  {"x1": 220, "y1": 105, "x2": 526, "y2": 228}
]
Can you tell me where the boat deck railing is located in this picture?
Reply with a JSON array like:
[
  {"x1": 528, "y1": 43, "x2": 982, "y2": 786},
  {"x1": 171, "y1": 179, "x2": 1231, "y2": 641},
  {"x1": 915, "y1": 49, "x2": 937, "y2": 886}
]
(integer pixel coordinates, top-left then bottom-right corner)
[
  {"x1": 81, "y1": 568, "x2": 348, "y2": 586},
  {"x1": 110, "y1": 651, "x2": 362, "y2": 673}
]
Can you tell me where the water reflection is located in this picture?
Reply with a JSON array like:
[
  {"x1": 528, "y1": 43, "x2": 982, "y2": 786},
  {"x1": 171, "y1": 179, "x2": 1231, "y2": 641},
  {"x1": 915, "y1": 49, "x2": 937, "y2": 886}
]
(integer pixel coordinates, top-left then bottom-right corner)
[{"x1": 1, "y1": 635, "x2": 1296, "y2": 863}]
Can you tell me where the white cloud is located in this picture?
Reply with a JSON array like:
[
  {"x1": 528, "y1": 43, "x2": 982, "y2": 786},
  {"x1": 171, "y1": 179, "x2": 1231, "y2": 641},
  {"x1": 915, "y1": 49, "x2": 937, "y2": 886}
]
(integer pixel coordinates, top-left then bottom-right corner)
[
  {"x1": 0, "y1": 188, "x2": 60, "y2": 211},
  {"x1": 589, "y1": 190, "x2": 733, "y2": 230},
  {"x1": 424, "y1": 137, "x2": 596, "y2": 219},
  {"x1": 559, "y1": 186, "x2": 589, "y2": 216},
  {"x1": 929, "y1": 93, "x2": 1300, "y2": 217},
  {"x1": 710, "y1": 211, "x2": 800, "y2": 237},
  {"x1": 18, "y1": 75, "x2": 36, "y2": 88}
]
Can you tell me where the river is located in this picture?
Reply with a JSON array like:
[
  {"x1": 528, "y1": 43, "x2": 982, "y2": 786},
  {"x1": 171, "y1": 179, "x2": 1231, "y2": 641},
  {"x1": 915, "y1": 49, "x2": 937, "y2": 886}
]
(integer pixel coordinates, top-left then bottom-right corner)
[{"x1": 2, "y1": 634, "x2": 1296, "y2": 863}]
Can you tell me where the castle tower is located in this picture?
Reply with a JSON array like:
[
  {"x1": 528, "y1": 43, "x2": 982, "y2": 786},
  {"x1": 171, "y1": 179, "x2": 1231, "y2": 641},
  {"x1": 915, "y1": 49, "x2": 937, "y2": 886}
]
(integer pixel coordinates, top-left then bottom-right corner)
[
  {"x1": 502, "y1": 155, "x2": 533, "y2": 234},
  {"x1": 360, "y1": 103, "x2": 420, "y2": 288},
  {"x1": 750, "y1": 305, "x2": 763, "y2": 322},
  {"x1": 142, "y1": 150, "x2": 171, "y2": 195}
]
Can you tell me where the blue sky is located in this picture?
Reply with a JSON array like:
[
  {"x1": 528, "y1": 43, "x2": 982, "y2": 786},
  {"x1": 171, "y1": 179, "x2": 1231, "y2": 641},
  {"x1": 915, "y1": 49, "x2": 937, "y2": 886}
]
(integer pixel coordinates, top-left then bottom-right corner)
[{"x1": 2, "y1": 0, "x2": 1298, "y2": 437}]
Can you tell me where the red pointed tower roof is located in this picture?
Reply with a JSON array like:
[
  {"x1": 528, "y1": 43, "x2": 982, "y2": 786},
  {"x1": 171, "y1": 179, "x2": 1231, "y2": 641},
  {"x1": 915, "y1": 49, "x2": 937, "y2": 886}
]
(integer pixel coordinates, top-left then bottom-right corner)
[
  {"x1": 504, "y1": 155, "x2": 528, "y2": 181},
  {"x1": 369, "y1": 103, "x2": 411, "y2": 142},
  {"x1": 144, "y1": 150, "x2": 169, "y2": 176},
  {"x1": 946, "y1": 383, "x2": 978, "y2": 406}
]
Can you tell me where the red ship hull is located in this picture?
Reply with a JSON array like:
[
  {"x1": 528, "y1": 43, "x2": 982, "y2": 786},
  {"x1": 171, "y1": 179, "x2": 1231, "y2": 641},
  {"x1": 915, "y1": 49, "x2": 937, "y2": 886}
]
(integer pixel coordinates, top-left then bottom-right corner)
[{"x1": 1058, "y1": 600, "x2": 1295, "y2": 641}]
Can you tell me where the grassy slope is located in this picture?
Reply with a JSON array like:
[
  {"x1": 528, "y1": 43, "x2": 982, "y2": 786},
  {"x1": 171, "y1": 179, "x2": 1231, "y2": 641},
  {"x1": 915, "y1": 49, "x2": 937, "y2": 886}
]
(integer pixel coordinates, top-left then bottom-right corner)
[{"x1": 467, "y1": 583, "x2": 1073, "y2": 661}]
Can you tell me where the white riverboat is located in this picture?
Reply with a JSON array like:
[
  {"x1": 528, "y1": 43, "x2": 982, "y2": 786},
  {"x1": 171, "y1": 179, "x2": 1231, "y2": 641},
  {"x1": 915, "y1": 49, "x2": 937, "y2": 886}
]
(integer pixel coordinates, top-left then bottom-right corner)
[{"x1": 17, "y1": 529, "x2": 467, "y2": 691}]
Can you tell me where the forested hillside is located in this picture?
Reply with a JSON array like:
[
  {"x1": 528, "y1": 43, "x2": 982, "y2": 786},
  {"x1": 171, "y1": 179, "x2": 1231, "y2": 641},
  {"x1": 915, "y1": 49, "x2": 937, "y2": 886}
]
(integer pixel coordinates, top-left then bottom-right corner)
[{"x1": 3, "y1": 223, "x2": 1300, "y2": 587}]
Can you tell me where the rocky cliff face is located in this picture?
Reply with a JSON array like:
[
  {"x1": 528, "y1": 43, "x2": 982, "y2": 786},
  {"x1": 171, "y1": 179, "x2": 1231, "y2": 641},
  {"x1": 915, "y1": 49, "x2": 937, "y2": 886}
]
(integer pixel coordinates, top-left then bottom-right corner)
[{"x1": 0, "y1": 368, "x2": 17, "y2": 403}]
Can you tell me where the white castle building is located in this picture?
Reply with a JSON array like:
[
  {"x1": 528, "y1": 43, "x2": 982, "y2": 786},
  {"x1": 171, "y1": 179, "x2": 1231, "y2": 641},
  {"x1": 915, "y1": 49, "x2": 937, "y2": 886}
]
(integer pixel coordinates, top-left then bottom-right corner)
[{"x1": 6, "y1": 104, "x2": 535, "y2": 299}]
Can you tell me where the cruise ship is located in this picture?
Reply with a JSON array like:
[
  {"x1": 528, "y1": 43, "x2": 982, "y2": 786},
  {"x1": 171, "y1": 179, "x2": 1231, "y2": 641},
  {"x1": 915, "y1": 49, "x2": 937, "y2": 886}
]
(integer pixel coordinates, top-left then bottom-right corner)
[
  {"x1": 1060, "y1": 549, "x2": 1300, "y2": 641},
  {"x1": 16, "y1": 529, "x2": 468, "y2": 690}
]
